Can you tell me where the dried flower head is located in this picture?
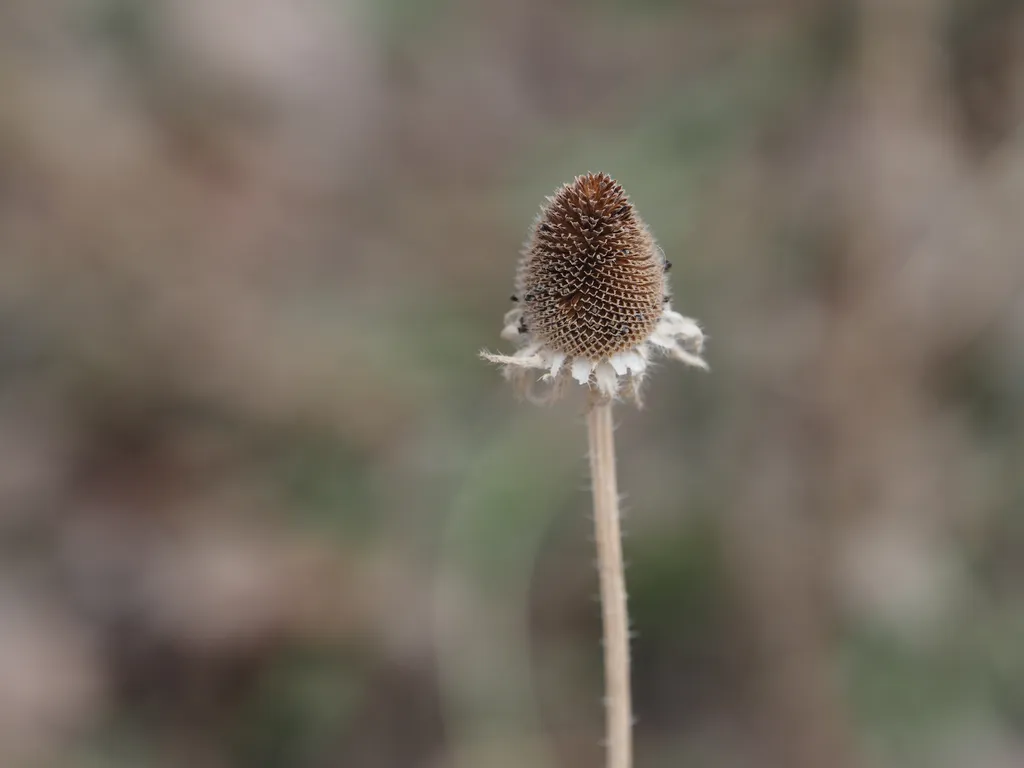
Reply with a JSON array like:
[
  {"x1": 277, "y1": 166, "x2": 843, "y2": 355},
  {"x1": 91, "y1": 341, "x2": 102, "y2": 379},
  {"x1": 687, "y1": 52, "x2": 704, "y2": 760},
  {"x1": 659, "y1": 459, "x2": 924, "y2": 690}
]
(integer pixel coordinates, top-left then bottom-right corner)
[{"x1": 482, "y1": 172, "x2": 707, "y2": 403}]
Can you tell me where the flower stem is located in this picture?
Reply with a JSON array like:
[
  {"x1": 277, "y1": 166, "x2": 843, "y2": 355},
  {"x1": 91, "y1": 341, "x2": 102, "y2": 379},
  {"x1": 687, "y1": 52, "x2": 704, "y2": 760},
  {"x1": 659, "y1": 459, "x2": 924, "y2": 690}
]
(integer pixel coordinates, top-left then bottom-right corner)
[{"x1": 587, "y1": 398, "x2": 632, "y2": 768}]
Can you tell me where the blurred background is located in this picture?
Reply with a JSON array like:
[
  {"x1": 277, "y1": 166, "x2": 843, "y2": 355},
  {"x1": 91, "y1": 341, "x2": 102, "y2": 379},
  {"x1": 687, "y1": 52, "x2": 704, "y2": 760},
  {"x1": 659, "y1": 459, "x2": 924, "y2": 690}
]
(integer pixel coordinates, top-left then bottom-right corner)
[{"x1": 1, "y1": 1, "x2": 1023, "y2": 767}]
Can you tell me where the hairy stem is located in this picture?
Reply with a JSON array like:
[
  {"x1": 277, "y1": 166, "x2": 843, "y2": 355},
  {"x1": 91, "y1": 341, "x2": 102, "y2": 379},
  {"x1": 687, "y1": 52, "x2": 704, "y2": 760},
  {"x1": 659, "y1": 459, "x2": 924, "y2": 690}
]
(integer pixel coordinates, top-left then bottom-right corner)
[{"x1": 587, "y1": 399, "x2": 632, "y2": 768}]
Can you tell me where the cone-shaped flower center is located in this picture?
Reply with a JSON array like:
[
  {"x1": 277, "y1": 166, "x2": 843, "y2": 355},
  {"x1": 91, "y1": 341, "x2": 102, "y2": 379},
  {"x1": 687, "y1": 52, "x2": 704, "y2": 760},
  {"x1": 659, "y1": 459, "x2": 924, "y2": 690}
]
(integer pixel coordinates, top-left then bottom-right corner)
[{"x1": 518, "y1": 173, "x2": 665, "y2": 360}]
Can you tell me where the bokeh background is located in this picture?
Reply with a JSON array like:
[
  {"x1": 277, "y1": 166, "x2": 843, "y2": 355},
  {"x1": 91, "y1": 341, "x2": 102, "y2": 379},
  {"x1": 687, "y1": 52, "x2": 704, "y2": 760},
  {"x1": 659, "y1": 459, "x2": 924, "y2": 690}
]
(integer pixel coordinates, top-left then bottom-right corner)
[{"x1": 1, "y1": 1, "x2": 1024, "y2": 767}]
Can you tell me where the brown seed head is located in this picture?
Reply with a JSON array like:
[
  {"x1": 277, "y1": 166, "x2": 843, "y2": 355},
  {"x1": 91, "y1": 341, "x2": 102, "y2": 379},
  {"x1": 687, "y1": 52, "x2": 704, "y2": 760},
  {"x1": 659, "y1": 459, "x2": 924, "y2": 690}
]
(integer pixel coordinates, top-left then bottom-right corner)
[{"x1": 516, "y1": 173, "x2": 666, "y2": 360}]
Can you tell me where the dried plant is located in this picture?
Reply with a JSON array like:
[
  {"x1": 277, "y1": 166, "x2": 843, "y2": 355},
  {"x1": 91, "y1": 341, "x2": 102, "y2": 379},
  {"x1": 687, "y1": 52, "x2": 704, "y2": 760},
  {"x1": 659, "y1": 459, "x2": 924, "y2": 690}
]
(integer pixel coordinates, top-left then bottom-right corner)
[{"x1": 482, "y1": 173, "x2": 707, "y2": 768}]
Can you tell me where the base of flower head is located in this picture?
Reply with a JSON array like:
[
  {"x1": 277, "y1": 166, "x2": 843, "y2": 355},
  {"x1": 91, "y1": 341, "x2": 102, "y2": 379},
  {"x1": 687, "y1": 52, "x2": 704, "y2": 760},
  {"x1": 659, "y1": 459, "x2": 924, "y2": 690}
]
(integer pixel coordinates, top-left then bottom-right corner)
[{"x1": 482, "y1": 305, "x2": 707, "y2": 405}]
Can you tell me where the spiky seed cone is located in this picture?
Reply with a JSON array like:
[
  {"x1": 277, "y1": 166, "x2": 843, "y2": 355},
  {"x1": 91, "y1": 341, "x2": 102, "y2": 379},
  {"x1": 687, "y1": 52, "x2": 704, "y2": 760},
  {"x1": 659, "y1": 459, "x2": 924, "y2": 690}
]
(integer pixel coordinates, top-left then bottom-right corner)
[
  {"x1": 483, "y1": 171, "x2": 705, "y2": 403},
  {"x1": 517, "y1": 173, "x2": 666, "y2": 360}
]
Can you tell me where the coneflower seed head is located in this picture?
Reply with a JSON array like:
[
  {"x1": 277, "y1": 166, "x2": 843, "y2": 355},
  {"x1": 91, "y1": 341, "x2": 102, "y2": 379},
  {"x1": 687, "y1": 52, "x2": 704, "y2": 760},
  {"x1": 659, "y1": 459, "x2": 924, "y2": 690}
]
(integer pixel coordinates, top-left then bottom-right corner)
[
  {"x1": 483, "y1": 172, "x2": 706, "y2": 403},
  {"x1": 517, "y1": 173, "x2": 666, "y2": 360}
]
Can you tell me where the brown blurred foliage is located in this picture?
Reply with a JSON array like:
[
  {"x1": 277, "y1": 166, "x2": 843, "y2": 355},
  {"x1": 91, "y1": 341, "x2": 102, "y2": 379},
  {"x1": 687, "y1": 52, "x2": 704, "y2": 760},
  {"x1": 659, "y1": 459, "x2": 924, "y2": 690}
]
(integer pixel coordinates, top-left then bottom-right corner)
[{"x1": 1, "y1": 1, "x2": 1024, "y2": 767}]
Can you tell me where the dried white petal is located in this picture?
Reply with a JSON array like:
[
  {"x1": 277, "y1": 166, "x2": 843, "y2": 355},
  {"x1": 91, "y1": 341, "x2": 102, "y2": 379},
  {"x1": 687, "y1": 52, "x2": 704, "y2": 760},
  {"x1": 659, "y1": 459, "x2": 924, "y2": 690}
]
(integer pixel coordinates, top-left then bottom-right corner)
[
  {"x1": 594, "y1": 362, "x2": 619, "y2": 396},
  {"x1": 608, "y1": 354, "x2": 629, "y2": 376},
  {"x1": 480, "y1": 351, "x2": 543, "y2": 367},
  {"x1": 546, "y1": 352, "x2": 566, "y2": 379},
  {"x1": 669, "y1": 345, "x2": 710, "y2": 370},
  {"x1": 621, "y1": 351, "x2": 646, "y2": 375},
  {"x1": 481, "y1": 342, "x2": 545, "y2": 368},
  {"x1": 571, "y1": 357, "x2": 594, "y2": 385},
  {"x1": 658, "y1": 311, "x2": 704, "y2": 346}
]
